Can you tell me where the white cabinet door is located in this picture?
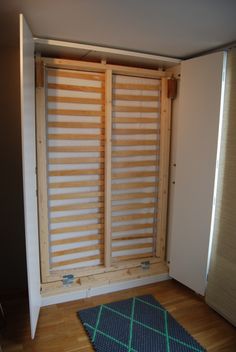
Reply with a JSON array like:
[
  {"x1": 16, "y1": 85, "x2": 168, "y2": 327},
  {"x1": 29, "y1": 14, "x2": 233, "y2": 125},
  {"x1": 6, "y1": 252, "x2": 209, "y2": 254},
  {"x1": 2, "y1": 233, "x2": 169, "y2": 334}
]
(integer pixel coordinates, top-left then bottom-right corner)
[
  {"x1": 169, "y1": 52, "x2": 226, "y2": 295},
  {"x1": 20, "y1": 14, "x2": 41, "y2": 338}
]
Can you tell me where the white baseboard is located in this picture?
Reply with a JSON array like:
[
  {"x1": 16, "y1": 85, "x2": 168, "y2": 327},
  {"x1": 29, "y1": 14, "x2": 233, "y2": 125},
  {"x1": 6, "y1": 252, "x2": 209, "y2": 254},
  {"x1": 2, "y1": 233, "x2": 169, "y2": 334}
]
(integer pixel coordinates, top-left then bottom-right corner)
[{"x1": 41, "y1": 273, "x2": 170, "y2": 306}]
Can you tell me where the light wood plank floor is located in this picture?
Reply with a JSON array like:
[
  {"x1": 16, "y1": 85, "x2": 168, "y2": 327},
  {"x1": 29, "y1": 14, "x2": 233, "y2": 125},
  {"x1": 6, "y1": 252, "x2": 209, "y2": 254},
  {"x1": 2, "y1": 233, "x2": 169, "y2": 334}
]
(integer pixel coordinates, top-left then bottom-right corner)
[{"x1": 1, "y1": 279, "x2": 236, "y2": 351}]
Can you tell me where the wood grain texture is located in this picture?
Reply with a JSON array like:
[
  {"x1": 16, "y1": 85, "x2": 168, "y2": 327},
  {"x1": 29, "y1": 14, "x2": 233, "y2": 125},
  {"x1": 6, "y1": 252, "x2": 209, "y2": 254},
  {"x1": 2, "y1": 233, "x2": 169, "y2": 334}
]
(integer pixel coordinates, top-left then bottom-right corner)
[
  {"x1": 2, "y1": 280, "x2": 236, "y2": 351},
  {"x1": 104, "y1": 69, "x2": 112, "y2": 268}
]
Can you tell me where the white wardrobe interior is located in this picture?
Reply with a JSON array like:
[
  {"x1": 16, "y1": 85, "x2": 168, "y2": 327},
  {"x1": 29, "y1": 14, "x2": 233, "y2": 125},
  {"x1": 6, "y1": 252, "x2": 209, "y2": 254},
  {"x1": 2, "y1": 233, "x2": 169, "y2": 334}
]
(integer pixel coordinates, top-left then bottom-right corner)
[{"x1": 20, "y1": 14, "x2": 226, "y2": 337}]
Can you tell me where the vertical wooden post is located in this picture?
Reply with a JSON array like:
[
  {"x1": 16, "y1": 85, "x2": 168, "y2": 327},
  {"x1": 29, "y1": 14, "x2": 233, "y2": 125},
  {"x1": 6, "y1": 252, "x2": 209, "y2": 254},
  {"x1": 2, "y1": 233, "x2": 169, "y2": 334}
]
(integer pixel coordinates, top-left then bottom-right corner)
[
  {"x1": 156, "y1": 78, "x2": 171, "y2": 260},
  {"x1": 104, "y1": 69, "x2": 112, "y2": 267},
  {"x1": 36, "y1": 57, "x2": 50, "y2": 282}
]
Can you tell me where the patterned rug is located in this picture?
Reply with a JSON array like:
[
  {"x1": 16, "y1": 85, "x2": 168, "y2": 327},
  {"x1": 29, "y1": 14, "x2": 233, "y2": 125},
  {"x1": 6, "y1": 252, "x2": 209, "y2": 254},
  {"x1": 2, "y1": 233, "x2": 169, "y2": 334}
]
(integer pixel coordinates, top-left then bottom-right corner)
[{"x1": 78, "y1": 295, "x2": 206, "y2": 352}]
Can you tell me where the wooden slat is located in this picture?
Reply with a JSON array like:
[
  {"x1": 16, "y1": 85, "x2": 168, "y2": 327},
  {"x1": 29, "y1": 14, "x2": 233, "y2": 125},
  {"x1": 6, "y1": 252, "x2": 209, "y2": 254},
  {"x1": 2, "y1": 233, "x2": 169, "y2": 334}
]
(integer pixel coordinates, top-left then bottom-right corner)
[
  {"x1": 113, "y1": 94, "x2": 159, "y2": 101},
  {"x1": 113, "y1": 117, "x2": 159, "y2": 124},
  {"x1": 51, "y1": 234, "x2": 102, "y2": 246},
  {"x1": 113, "y1": 128, "x2": 159, "y2": 135},
  {"x1": 112, "y1": 140, "x2": 158, "y2": 146},
  {"x1": 113, "y1": 106, "x2": 160, "y2": 113},
  {"x1": 112, "y1": 213, "x2": 154, "y2": 222},
  {"x1": 51, "y1": 212, "x2": 103, "y2": 224},
  {"x1": 50, "y1": 201, "x2": 103, "y2": 212},
  {"x1": 49, "y1": 180, "x2": 103, "y2": 189},
  {"x1": 49, "y1": 157, "x2": 104, "y2": 164},
  {"x1": 112, "y1": 242, "x2": 153, "y2": 252},
  {"x1": 51, "y1": 254, "x2": 102, "y2": 268},
  {"x1": 49, "y1": 191, "x2": 103, "y2": 200},
  {"x1": 113, "y1": 83, "x2": 160, "y2": 91},
  {"x1": 112, "y1": 233, "x2": 154, "y2": 241},
  {"x1": 48, "y1": 133, "x2": 105, "y2": 140},
  {"x1": 49, "y1": 168, "x2": 103, "y2": 177},
  {"x1": 48, "y1": 96, "x2": 103, "y2": 104},
  {"x1": 112, "y1": 253, "x2": 153, "y2": 262},
  {"x1": 44, "y1": 58, "x2": 166, "y2": 79},
  {"x1": 48, "y1": 121, "x2": 103, "y2": 129},
  {"x1": 112, "y1": 182, "x2": 156, "y2": 190},
  {"x1": 112, "y1": 150, "x2": 158, "y2": 158},
  {"x1": 47, "y1": 69, "x2": 104, "y2": 81},
  {"x1": 48, "y1": 146, "x2": 105, "y2": 153},
  {"x1": 47, "y1": 83, "x2": 103, "y2": 93},
  {"x1": 112, "y1": 223, "x2": 154, "y2": 233},
  {"x1": 50, "y1": 223, "x2": 103, "y2": 235},
  {"x1": 112, "y1": 171, "x2": 157, "y2": 179},
  {"x1": 112, "y1": 160, "x2": 157, "y2": 168},
  {"x1": 52, "y1": 244, "x2": 104, "y2": 257},
  {"x1": 112, "y1": 202, "x2": 156, "y2": 212},
  {"x1": 48, "y1": 109, "x2": 104, "y2": 117},
  {"x1": 112, "y1": 192, "x2": 155, "y2": 201}
]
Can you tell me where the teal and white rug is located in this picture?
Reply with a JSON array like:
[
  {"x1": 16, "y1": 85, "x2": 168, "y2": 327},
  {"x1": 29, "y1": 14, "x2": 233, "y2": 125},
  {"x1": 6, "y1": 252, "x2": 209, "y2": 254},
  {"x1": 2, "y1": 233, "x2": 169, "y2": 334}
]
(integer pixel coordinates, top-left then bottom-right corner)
[{"x1": 78, "y1": 295, "x2": 206, "y2": 352}]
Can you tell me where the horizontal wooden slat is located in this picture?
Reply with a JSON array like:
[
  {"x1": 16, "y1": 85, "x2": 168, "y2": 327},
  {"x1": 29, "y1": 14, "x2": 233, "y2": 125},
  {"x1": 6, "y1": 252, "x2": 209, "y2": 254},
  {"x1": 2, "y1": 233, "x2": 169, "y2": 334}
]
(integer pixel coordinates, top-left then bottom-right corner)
[
  {"x1": 52, "y1": 244, "x2": 104, "y2": 257},
  {"x1": 49, "y1": 191, "x2": 104, "y2": 200},
  {"x1": 113, "y1": 83, "x2": 160, "y2": 91},
  {"x1": 49, "y1": 168, "x2": 103, "y2": 177},
  {"x1": 112, "y1": 233, "x2": 154, "y2": 241},
  {"x1": 44, "y1": 58, "x2": 166, "y2": 79},
  {"x1": 113, "y1": 128, "x2": 159, "y2": 135},
  {"x1": 48, "y1": 121, "x2": 103, "y2": 129},
  {"x1": 112, "y1": 140, "x2": 158, "y2": 146},
  {"x1": 50, "y1": 223, "x2": 103, "y2": 235},
  {"x1": 48, "y1": 146, "x2": 105, "y2": 153},
  {"x1": 49, "y1": 157, "x2": 104, "y2": 164},
  {"x1": 48, "y1": 109, "x2": 104, "y2": 117},
  {"x1": 49, "y1": 180, "x2": 103, "y2": 190},
  {"x1": 48, "y1": 83, "x2": 103, "y2": 93},
  {"x1": 48, "y1": 133, "x2": 105, "y2": 140},
  {"x1": 112, "y1": 171, "x2": 157, "y2": 179},
  {"x1": 112, "y1": 242, "x2": 153, "y2": 252},
  {"x1": 112, "y1": 253, "x2": 153, "y2": 262},
  {"x1": 51, "y1": 234, "x2": 102, "y2": 246},
  {"x1": 112, "y1": 182, "x2": 156, "y2": 190},
  {"x1": 113, "y1": 117, "x2": 159, "y2": 124},
  {"x1": 51, "y1": 254, "x2": 102, "y2": 268},
  {"x1": 48, "y1": 96, "x2": 103, "y2": 105},
  {"x1": 112, "y1": 192, "x2": 155, "y2": 201},
  {"x1": 113, "y1": 106, "x2": 160, "y2": 113},
  {"x1": 112, "y1": 213, "x2": 154, "y2": 222},
  {"x1": 51, "y1": 212, "x2": 103, "y2": 224},
  {"x1": 50, "y1": 201, "x2": 104, "y2": 212},
  {"x1": 112, "y1": 160, "x2": 157, "y2": 168},
  {"x1": 113, "y1": 94, "x2": 159, "y2": 102},
  {"x1": 112, "y1": 150, "x2": 158, "y2": 158},
  {"x1": 112, "y1": 202, "x2": 156, "y2": 212},
  {"x1": 47, "y1": 69, "x2": 104, "y2": 81},
  {"x1": 112, "y1": 223, "x2": 154, "y2": 233}
]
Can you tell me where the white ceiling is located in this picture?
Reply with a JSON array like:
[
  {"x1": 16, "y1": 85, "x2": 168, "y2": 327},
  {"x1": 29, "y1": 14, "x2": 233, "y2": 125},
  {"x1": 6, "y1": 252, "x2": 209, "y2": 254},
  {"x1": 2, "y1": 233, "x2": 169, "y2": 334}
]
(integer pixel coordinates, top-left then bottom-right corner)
[{"x1": 1, "y1": 0, "x2": 236, "y2": 58}]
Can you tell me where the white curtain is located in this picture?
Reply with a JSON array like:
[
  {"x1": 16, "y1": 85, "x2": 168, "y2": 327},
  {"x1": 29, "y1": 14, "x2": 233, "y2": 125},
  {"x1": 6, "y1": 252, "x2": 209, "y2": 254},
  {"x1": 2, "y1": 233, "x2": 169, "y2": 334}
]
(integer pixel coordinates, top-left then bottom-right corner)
[{"x1": 206, "y1": 49, "x2": 236, "y2": 326}]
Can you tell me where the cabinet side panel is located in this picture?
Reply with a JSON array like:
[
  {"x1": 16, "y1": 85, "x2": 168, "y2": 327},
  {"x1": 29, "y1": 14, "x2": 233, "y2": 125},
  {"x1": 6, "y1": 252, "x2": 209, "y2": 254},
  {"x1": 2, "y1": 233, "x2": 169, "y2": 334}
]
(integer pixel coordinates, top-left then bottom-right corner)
[
  {"x1": 20, "y1": 14, "x2": 41, "y2": 338},
  {"x1": 169, "y1": 52, "x2": 225, "y2": 295}
]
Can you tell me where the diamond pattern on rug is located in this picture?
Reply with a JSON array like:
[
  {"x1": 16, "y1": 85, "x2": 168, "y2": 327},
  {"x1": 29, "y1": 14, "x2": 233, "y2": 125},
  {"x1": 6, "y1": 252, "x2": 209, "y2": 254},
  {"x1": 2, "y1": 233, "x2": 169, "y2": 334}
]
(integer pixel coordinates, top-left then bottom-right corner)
[{"x1": 78, "y1": 295, "x2": 206, "y2": 352}]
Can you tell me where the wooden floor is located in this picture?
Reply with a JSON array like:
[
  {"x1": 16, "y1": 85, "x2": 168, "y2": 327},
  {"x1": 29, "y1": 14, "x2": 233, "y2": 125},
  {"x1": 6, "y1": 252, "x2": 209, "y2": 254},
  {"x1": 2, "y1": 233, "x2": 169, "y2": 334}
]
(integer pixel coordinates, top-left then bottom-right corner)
[{"x1": 1, "y1": 279, "x2": 236, "y2": 351}]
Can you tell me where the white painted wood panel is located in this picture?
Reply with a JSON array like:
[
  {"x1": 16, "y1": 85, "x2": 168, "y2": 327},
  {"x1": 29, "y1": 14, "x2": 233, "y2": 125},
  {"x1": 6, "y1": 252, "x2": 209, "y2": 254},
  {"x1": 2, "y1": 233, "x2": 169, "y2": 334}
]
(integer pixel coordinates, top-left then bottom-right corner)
[
  {"x1": 169, "y1": 52, "x2": 226, "y2": 295},
  {"x1": 20, "y1": 14, "x2": 41, "y2": 338}
]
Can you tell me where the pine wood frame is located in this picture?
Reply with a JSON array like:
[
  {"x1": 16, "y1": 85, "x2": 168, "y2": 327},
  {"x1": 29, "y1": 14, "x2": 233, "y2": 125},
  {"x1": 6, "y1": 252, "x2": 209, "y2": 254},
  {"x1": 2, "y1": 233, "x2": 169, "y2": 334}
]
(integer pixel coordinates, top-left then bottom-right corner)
[{"x1": 36, "y1": 57, "x2": 172, "y2": 284}]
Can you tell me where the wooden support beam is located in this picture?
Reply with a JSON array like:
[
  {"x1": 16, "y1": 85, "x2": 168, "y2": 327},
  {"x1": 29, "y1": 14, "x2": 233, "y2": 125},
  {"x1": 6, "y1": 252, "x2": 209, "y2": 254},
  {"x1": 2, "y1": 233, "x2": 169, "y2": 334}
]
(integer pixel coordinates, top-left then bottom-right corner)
[
  {"x1": 104, "y1": 69, "x2": 112, "y2": 267},
  {"x1": 156, "y1": 78, "x2": 171, "y2": 260}
]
